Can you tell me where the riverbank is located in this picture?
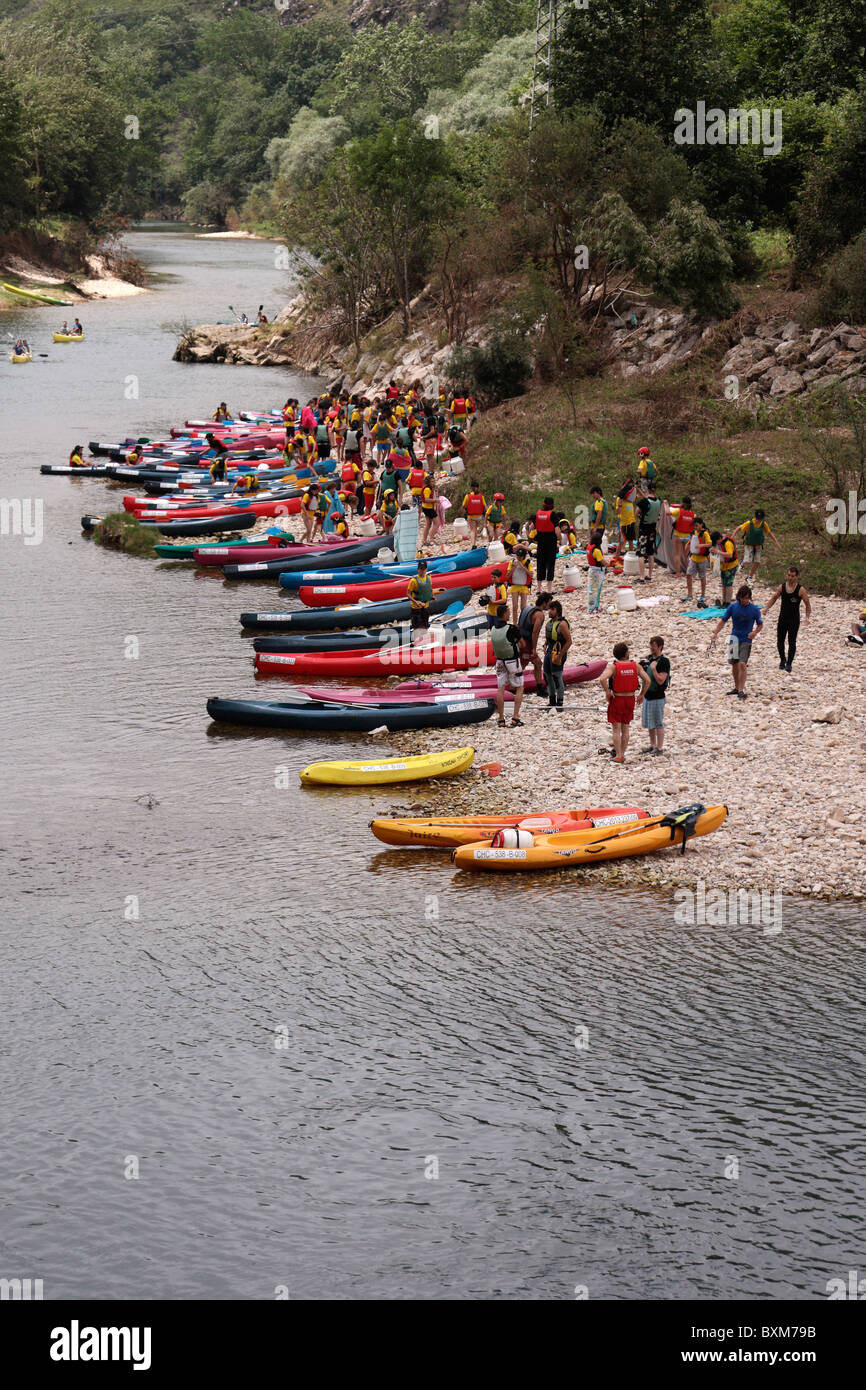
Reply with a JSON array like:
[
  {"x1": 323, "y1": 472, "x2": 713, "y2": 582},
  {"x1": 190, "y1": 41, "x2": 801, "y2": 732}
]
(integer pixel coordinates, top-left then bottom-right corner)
[
  {"x1": 374, "y1": 524, "x2": 866, "y2": 902},
  {"x1": 0, "y1": 226, "x2": 147, "y2": 308}
]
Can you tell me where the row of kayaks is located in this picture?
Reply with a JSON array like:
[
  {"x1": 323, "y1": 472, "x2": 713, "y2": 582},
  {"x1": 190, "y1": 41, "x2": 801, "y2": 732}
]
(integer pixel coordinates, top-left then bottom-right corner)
[{"x1": 372, "y1": 803, "x2": 728, "y2": 871}]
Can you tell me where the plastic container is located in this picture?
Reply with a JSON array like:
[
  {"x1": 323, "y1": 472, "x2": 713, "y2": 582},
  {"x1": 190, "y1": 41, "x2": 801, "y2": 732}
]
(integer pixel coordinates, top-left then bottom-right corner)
[
  {"x1": 617, "y1": 585, "x2": 637, "y2": 612},
  {"x1": 452, "y1": 517, "x2": 469, "y2": 539},
  {"x1": 357, "y1": 516, "x2": 376, "y2": 537},
  {"x1": 376, "y1": 547, "x2": 393, "y2": 563},
  {"x1": 601, "y1": 533, "x2": 611, "y2": 555},
  {"x1": 622, "y1": 551, "x2": 640, "y2": 578},
  {"x1": 563, "y1": 564, "x2": 581, "y2": 588},
  {"x1": 487, "y1": 540, "x2": 506, "y2": 563}
]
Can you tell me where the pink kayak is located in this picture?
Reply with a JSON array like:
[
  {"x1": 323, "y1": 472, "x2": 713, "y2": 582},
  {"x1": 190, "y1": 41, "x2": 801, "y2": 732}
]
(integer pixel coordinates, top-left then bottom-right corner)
[
  {"x1": 297, "y1": 659, "x2": 608, "y2": 703},
  {"x1": 394, "y1": 660, "x2": 608, "y2": 694}
]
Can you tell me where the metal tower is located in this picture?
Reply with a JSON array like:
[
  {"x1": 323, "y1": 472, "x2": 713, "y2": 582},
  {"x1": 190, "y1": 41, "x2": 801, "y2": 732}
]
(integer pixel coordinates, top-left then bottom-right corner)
[{"x1": 529, "y1": 0, "x2": 560, "y2": 130}]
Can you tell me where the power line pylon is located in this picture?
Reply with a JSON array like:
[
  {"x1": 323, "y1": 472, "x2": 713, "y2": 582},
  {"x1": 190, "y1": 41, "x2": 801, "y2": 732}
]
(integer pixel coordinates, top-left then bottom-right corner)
[{"x1": 529, "y1": 0, "x2": 560, "y2": 130}]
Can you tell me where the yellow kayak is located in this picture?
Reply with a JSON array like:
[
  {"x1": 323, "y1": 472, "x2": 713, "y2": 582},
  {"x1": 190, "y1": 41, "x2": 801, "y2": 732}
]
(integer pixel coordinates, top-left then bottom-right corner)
[
  {"x1": 9, "y1": 352, "x2": 33, "y2": 364},
  {"x1": 301, "y1": 745, "x2": 475, "y2": 787},
  {"x1": 53, "y1": 332, "x2": 84, "y2": 343},
  {"x1": 452, "y1": 804, "x2": 727, "y2": 871}
]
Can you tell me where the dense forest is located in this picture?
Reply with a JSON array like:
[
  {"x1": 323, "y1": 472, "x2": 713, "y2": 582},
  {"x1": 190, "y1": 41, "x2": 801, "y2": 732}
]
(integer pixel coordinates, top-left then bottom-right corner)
[{"x1": 2, "y1": 0, "x2": 866, "y2": 333}]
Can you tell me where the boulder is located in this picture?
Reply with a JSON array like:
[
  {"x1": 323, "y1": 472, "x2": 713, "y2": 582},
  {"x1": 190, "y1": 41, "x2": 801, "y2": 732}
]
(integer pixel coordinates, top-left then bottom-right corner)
[
  {"x1": 806, "y1": 340, "x2": 837, "y2": 366},
  {"x1": 813, "y1": 706, "x2": 842, "y2": 724},
  {"x1": 745, "y1": 354, "x2": 778, "y2": 381},
  {"x1": 843, "y1": 334, "x2": 865, "y2": 352},
  {"x1": 769, "y1": 369, "x2": 804, "y2": 396},
  {"x1": 775, "y1": 339, "x2": 805, "y2": 364},
  {"x1": 780, "y1": 321, "x2": 801, "y2": 340}
]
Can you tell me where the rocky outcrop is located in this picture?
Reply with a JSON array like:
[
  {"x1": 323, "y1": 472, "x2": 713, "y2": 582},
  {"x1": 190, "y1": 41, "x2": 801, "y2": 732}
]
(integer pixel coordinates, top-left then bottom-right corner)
[{"x1": 718, "y1": 319, "x2": 866, "y2": 402}]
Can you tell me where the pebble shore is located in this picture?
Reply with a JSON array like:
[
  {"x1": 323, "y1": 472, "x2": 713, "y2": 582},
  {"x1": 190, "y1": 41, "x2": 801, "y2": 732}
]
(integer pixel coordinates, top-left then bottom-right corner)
[{"x1": 381, "y1": 532, "x2": 866, "y2": 900}]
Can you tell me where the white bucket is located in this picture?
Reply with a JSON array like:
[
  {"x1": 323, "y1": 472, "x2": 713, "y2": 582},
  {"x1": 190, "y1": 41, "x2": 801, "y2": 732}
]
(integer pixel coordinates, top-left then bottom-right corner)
[
  {"x1": 622, "y1": 551, "x2": 640, "y2": 578},
  {"x1": 487, "y1": 540, "x2": 506, "y2": 563},
  {"x1": 447, "y1": 454, "x2": 465, "y2": 476},
  {"x1": 617, "y1": 585, "x2": 637, "y2": 611},
  {"x1": 452, "y1": 517, "x2": 469, "y2": 538},
  {"x1": 376, "y1": 547, "x2": 393, "y2": 563},
  {"x1": 563, "y1": 564, "x2": 581, "y2": 588},
  {"x1": 357, "y1": 516, "x2": 376, "y2": 537}
]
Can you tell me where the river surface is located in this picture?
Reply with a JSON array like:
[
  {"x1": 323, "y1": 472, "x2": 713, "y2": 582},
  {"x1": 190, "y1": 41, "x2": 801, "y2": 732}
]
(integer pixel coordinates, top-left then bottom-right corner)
[{"x1": 1, "y1": 228, "x2": 863, "y2": 1300}]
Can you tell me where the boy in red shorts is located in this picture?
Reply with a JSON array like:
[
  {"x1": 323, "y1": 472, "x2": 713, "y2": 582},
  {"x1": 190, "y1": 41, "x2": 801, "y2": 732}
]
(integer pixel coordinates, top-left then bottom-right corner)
[{"x1": 600, "y1": 641, "x2": 649, "y2": 763}]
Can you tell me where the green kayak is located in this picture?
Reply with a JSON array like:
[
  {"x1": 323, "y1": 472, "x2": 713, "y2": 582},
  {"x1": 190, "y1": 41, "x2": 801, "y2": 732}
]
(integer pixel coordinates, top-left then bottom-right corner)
[
  {"x1": 154, "y1": 532, "x2": 294, "y2": 559},
  {"x1": 2, "y1": 281, "x2": 73, "y2": 306}
]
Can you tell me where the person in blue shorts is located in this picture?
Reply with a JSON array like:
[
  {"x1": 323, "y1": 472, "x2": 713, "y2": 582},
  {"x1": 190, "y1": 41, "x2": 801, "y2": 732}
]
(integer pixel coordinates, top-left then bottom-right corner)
[{"x1": 707, "y1": 583, "x2": 763, "y2": 699}]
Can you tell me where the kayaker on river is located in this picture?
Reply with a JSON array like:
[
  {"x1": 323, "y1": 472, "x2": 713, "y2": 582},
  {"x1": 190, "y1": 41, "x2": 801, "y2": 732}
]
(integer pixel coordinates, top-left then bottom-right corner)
[
  {"x1": 72, "y1": 319, "x2": 82, "y2": 336},
  {"x1": 69, "y1": 444, "x2": 86, "y2": 467},
  {"x1": 212, "y1": 402, "x2": 233, "y2": 422}
]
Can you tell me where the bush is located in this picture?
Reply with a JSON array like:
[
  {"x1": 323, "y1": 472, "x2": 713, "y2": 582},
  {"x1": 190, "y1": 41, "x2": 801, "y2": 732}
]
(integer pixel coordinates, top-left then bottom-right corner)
[
  {"x1": 446, "y1": 331, "x2": 532, "y2": 405},
  {"x1": 806, "y1": 229, "x2": 866, "y2": 326}
]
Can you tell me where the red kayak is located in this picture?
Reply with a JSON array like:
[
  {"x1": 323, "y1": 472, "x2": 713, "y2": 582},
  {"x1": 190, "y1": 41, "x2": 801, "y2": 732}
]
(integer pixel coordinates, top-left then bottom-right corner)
[
  {"x1": 254, "y1": 638, "x2": 493, "y2": 679},
  {"x1": 134, "y1": 496, "x2": 303, "y2": 521},
  {"x1": 298, "y1": 563, "x2": 499, "y2": 607}
]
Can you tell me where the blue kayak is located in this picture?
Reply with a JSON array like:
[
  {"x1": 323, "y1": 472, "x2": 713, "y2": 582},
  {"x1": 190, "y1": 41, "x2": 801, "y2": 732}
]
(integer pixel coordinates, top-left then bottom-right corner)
[
  {"x1": 276, "y1": 547, "x2": 488, "y2": 589},
  {"x1": 207, "y1": 694, "x2": 495, "y2": 733},
  {"x1": 252, "y1": 610, "x2": 487, "y2": 653}
]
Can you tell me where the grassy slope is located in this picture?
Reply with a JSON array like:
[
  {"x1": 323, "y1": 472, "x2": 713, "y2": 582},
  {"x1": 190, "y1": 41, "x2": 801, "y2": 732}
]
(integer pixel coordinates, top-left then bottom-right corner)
[{"x1": 461, "y1": 294, "x2": 866, "y2": 599}]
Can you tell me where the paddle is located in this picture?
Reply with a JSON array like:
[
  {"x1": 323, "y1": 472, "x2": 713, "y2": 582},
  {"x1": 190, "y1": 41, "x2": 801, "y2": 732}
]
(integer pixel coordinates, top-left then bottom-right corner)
[{"x1": 577, "y1": 803, "x2": 707, "y2": 852}]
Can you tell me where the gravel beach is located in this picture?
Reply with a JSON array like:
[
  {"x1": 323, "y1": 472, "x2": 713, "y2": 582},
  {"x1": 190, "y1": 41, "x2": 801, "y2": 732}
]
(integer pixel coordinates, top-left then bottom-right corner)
[{"x1": 379, "y1": 532, "x2": 866, "y2": 901}]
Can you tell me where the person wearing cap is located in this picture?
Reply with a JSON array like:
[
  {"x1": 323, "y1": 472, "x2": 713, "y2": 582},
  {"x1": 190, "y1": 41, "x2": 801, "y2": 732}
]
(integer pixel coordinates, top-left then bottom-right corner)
[
  {"x1": 486, "y1": 492, "x2": 506, "y2": 541},
  {"x1": 637, "y1": 445, "x2": 657, "y2": 493},
  {"x1": 506, "y1": 546, "x2": 533, "y2": 623},
  {"x1": 407, "y1": 560, "x2": 434, "y2": 632},
  {"x1": 329, "y1": 510, "x2": 350, "y2": 539},
  {"x1": 378, "y1": 487, "x2": 399, "y2": 534}
]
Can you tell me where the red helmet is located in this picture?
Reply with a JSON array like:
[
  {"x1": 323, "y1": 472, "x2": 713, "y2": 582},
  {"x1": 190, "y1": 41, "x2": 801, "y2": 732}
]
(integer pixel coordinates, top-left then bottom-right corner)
[
  {"x1": 329, "y1": 511, "x2": 343, "y2": 521},
  {"x1": 638, "y1": 446, "x2": 651, "y2": 456},
  {"x1": 493, "y1": 492, "x2": 505, "y2": 501}
]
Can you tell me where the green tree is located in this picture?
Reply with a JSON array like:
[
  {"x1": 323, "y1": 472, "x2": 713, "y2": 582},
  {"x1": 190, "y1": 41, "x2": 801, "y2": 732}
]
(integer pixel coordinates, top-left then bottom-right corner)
[
  {"x1": 553, "y1": 0, "x2": 726, "y2": 132},
  {"x1": 0, "y1": 58, "x2": 32, "y2": 225},
  {"x1": 348, "y1": 119, "x2": 452, "y2": 332},
  {"x1": 794, "y1": 89, "x2": 866, "y2": 271}
]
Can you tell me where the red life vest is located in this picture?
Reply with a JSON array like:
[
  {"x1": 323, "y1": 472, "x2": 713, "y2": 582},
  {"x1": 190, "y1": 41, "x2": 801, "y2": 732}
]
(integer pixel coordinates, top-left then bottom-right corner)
[
  {"x1": 611, "y1": 660, "x2": 640, "y2": 696},
  {"x1": 341, "y1": 462, "x2": 357, "y2": 487},
  {"x1": 675, "y1": 508, "x2": 695, "y2": 535},
  {"x1": 536, "y1": 508, "x2": 555, "y2": 533},
  {"x1": 452, "y1": 397, "x2": 466, "y2": 415},
  {"x1": 586, "y1": 544, "x2": 604, "y2": 568},
  {"x1": 386, "y1": 385, "x2": 399, "y2": 400},
  {"x1": 409, "y1": 466, "x2": 426, "y2": 491},
  {"x1": 465, "y1": 492, "x2": 485, "y2": 517}
]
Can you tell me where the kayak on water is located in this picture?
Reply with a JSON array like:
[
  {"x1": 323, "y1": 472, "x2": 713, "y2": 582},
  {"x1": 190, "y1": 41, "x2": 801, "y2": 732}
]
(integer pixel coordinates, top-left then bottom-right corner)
[
  {"x1": 451, "y1": 804, "x2": 728, "y2": 871},
  {"x1": 300, "y1": 747, "x2": 476, "y2": 787},
  {"x1": 10, "y1": 352, "x2": 33, "y2": 364},
  {"x1": 370, "y1": 806, "x2": 652, "y2": 848},
  {"x1": 42, "y1": 463, "x2": 113, "y2": 476},
  {"x1": 294, "y1": 562, "x2": 500, "y2": 605},
  {"x1": 239, "y1": 585, "x2": 474, "y2": 632},
  {"x1": 253, "y1": 637, "x2": 493, "y2": 680},
  {"x1": 207, "y1": 695, "x2": 495, "y2": 733},
  {"x1": 148, "y1": 512, "x2": 258, "y2": 538},
  {"x1": 53, "y1": 332, "x2": 84, "y2": 343},
  {"x1": 3, "y1": 281, "x2": 72, "y2": 306}
]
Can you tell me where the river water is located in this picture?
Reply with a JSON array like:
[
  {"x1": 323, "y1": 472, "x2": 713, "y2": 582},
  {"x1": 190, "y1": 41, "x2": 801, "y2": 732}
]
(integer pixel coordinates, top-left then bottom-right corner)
[{"x1": 1, "y1": 228, "x2": 863, "y2": 1301}]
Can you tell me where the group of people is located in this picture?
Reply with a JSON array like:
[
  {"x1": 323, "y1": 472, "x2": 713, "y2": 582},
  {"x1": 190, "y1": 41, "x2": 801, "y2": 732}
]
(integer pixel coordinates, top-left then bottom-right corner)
[{"x1": 58, "y1": 319, "x2": 83, "y2": 337}]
